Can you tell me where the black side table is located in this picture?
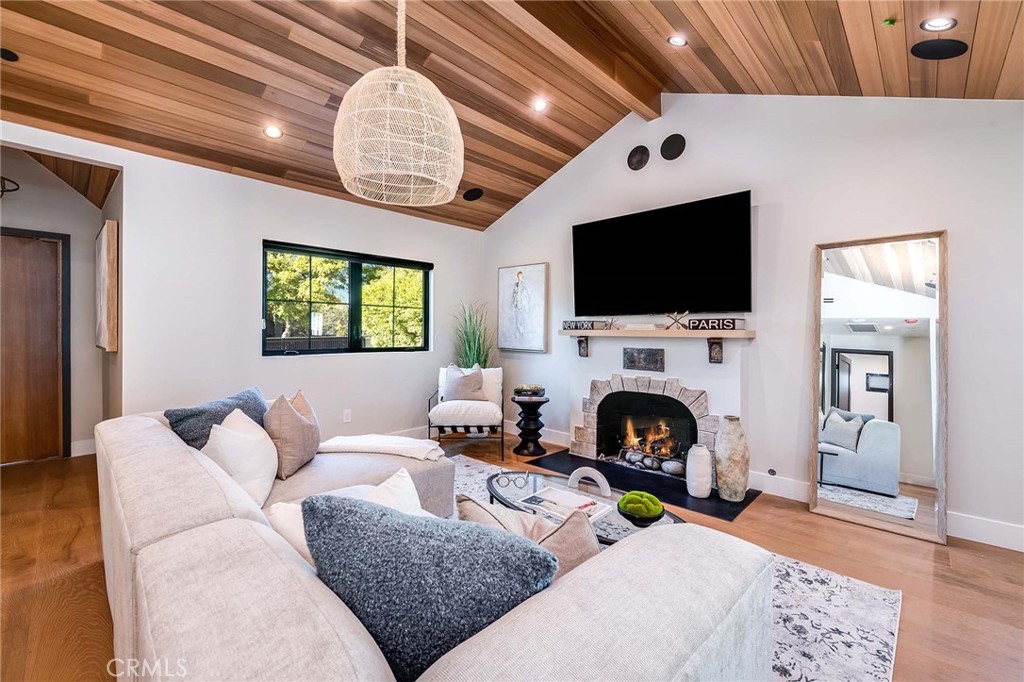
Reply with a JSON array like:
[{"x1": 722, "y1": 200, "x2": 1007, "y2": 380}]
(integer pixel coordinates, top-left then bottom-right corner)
[{"x1": 511, "y1": 396, "x2": 550, "y2": 456}]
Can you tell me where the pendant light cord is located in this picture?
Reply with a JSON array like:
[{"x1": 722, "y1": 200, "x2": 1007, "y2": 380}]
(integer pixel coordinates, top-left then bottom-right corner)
[{"x1": 397, "y1": 0, "x2": 407, "y2": 68}]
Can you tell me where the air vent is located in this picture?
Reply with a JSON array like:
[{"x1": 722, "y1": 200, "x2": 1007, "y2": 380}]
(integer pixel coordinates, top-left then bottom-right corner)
[{"x1": 845, "y1": 322, "x2": 879, "y2": 333}]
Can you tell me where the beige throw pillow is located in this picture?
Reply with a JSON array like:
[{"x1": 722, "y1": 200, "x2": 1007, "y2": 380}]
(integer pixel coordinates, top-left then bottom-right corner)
[
  {"x1": 821, "y1": 412, "x2": 864, "y2": 451},
  {"x1": 457, "y1": 494, "x2": 600, "y2": 579},
  {"x1": 265, "y1": 390, "x2": 321, "y2": 479},
  {"x1": 443, "y1": 364, "x2": 487, "y2": 401}
]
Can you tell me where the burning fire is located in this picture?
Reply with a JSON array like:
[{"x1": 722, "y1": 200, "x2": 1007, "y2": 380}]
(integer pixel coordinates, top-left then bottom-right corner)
[{"x1": 622, "y1": 417, "x2": 678, "y2": 456}]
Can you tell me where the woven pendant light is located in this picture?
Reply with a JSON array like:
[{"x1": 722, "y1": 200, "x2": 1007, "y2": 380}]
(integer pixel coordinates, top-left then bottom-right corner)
[{"x1": 333, "y1": 0, "x2": 464, "y2": 206}]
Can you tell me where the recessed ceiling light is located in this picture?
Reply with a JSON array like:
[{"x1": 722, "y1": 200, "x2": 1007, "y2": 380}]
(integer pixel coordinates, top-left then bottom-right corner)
[
  {"x1": 667, "y1": 35, "x2": 687, "y2": 47},
  {"x1": 905, "y1": 318, "x2": 919, "y2": 324},
  {"x1": 883, "y1": 325, "x2": 894, "y2": 330},
  {"x1": 921, "y1": 17, "x2": 957, "y2": 32},
  {"x1": 263, "y1": 125, "x2": 284, "y2": 139},
  {"x1": 531, "y1": 98, "x2": 548, "y2": 113}
]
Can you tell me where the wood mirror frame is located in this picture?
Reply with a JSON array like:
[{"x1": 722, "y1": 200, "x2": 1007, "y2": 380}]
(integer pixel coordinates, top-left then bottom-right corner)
[{"x1": 809, "y1": 231, "x2": 948, "y2": 544}]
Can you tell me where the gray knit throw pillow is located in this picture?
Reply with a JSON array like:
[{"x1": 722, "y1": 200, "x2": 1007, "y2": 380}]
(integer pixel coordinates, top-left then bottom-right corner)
[
  {"x1": 302, "y1": 496, "x2": 557, "y2": 682},
  {"x1": 164, "y1": 387, "x2": 268, "y2": 450}
]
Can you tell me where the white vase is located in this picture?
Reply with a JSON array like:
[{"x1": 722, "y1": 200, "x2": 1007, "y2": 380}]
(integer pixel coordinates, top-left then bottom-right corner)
[
  {"x1": 714, "y1": 416, "x2": 749, "y2": 502},
  {"x1": 685, "y1": 444, "x2": 713, "y2": 498}
]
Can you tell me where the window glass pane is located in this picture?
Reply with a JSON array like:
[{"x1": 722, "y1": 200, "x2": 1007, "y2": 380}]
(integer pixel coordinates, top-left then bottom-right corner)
[
  {"x1": 310, "y1": 303, "x2": 349, "y2": 350},
  {"x1": 362, "y1": 264, "x2": 394, "y2": 306},
  {"x1": 311, "y1": 256, "x2": 349, "y2": 304},
  {"x1": 394, "y1": 267, "x2": 424, "y2": 308},
  {"x1": 265, "y1": 251, "x2": 310, "y2": 301},
  {"x1": 363, "y1": 306, "x2": 394, "y2": 348},
  {"x1": 395, "y1": 308, "x2": 424, "y2": 347},
  {"x1": 265, "y1": 301, "x2": 310, "y2": 352}
]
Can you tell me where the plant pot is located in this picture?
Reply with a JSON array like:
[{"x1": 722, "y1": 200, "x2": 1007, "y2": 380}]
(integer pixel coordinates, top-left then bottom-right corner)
[
  {"x1": 714, "y1": 416, "x2": 749, "y2": 503},
  {"x1": 616, "y1": 507, "x2": 666, "y2": 528}
]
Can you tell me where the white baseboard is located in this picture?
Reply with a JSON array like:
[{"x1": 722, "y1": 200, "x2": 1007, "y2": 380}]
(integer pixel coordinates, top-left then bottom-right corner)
[
  {"x1": 389, "y1": 425, "x2": 430, "y2": 439},
  {"x1": 899, "y1": 472, "x2": 937, "y2": 487},
  {"x1": 71, "y1": 439, "x2": 95, "y2": 457},
  {"x1": 748, "y1": 470, "x2": 811, "y2": 502},
  {"x1": 503, "y1": 419, "x2": 570, "y2": 448},
  {"x1": 947, "y1": 511, "x2": 1024, "y2": 552}
]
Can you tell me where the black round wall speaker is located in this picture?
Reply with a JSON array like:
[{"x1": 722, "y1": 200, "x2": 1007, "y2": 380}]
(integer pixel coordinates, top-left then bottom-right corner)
[
  {"x1": 0, "y1": 48, "x2": 19, "y2": 62},
  {"x1": 911, "y1": 39, "x2": 968, "y2": 60},
  {"x1": 627, "y1": 145, "x2": 650, "y2": 171},
  {"x1": 660, "y1": 134, "x2": 687, "y2": 160},
  {"x1": 462, "y1": 187, "x2": 484, "y2": 202}
]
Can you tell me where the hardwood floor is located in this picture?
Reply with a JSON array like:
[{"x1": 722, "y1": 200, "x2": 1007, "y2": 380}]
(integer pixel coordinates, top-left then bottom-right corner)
[
  {"x1": 1, "y1": 456, "x2": 113, "y2": 682},
  {"x1": 2, "y1": 447, "x2": 1021, "y2": 682}
]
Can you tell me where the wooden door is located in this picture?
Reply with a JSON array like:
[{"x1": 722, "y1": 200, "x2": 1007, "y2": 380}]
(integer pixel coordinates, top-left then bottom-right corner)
[
  {"x1": 835, "y1": 354, "x2": 852, "y2": 411},
  {"x1": 1, "y1": 234, "x2": 63, "y2": 463}
]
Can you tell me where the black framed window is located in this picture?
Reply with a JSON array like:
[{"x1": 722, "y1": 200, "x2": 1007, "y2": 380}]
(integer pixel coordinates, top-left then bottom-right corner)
[{"x1": 263, "y1": 240, "x2": 431, "y2": 355}]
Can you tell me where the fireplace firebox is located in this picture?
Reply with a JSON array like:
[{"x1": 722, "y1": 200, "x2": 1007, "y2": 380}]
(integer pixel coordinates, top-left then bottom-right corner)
[{"x1": 596, "y1": 391, "x2": 698, "y2": 477}]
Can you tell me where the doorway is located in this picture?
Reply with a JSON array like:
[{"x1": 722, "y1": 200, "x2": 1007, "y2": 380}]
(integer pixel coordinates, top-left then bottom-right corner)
[
  {"x1": 830, "y1": 348, "x2": 894, "y2": 421},
  {"x1": 1, "y1": 227, "x2": 71, "y2": 463}
]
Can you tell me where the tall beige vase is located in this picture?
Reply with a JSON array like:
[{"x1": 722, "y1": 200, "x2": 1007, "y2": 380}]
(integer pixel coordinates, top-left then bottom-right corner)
[{"x1": 714, "y1": 416, "x2": 749, "y2": 502}]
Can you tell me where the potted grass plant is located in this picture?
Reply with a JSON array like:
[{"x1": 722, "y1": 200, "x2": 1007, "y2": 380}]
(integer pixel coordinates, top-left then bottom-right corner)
[{"x1": 453, "y1": 301, "x2": 494, "y2": 369}]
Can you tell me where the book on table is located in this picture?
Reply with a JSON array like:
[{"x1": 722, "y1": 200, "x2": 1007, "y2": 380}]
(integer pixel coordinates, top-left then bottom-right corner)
[{"x1": 519, "y1": 486, "x2": 612, "y2": 523}]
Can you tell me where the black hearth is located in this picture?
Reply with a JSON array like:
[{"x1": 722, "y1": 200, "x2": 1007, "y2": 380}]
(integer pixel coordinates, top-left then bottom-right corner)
[{"x1": 596, "y1": 391, "x2": 697, "y2": 477}]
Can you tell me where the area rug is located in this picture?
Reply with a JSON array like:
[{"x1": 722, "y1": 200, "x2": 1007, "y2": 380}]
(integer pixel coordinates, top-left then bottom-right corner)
[
  {"x1": 449, "y1": 455, "x2": 902, "y2": 682},
  {"x1": 818, "y1": 484, "x2": 918, "y2": 520}
]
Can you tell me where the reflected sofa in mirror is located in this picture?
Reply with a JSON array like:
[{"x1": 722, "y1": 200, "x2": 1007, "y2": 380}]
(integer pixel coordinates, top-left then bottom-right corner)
[{"x1": 810, "y1": 232, "x2": 947, "y2": 544}]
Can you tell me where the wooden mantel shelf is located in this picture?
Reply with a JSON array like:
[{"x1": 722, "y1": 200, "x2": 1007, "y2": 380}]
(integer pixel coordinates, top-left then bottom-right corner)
[{"x1": 557, "y1": 329, "x2": 756, "y2": 339}]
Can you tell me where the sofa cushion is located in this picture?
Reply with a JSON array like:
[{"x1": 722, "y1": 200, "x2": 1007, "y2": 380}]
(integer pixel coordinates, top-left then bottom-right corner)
[
  {"x1": 457, "y1": 495, "x2": 600, "y2": 579},
  {"x1": 164, "y1": 387, "x2": 268, "y2": 450},
  {"x1": 438, "y1": 366, "x2": 502, "y2": 405},
  {"x1": 443, "y1": 364, "x2": 488, "y2": 401},
  {"x1": 267, "y1": 469, "x2": 434, "y2": 564},
  {"x1": 303, "y1": 496, "x2": 557, "y2": 682},
  {"x1": 821, "y1": 412, "x2": 864, "y2": 451},
  {"x1": 429, "y1": 400, "x2": 503, "y2": 426},
  {"x1": 263, "y1": 452, "x2": 456, "y2": 518},
  {"x1": 201, "y1": 409, "x2": 278, "y2": 506},
  {"x1": 135, "y1": 518, "x2": 395, "y2": 682},
  {"x1": 265, "y1": 390, "x2": 321, "y2": 480}
]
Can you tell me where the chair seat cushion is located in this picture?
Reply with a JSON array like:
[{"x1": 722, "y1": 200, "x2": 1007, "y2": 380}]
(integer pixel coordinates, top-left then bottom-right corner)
[
  {"x1": 429, "y1": 400, "x2": 502, "y2": 426},
  {"x1": 818, "y1": 441, "x2": 856, "y2": 457},
  {"x1": 302, "y1": 496, "x2": 557, "y2": 682}
]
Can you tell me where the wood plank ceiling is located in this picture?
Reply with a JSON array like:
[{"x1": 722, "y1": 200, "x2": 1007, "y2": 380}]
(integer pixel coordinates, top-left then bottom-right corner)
[
  {"x1": 23, "y1": 150, "x2": 120, "y2": 208},
  {"x1": 823, "y1": 239, "x2": 939, "y2": 298},
  {"x1": 1, "y1": 1, "x2": 1021, "y2": 230}
]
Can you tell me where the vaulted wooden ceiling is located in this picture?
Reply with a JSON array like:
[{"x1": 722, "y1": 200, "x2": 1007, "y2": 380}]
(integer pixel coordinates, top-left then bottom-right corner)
[
  {"x1": 823, "y1": 238, "x2": 939, "y2": 298},
  {"x1": 23, "y1": 150, "x2": 120, "y2": 208},
  {"x1": 1, "y1": 1, "x2": 1021, "y2": 230}
]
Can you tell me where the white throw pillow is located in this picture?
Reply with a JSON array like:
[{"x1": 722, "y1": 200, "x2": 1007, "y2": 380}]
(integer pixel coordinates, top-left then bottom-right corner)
[
  {"x1": 266, "y1": 468, "x2": 434, "y2": 564},
  {"x1": 201, "y1": 408, "x2": 278, "y2": 507}
]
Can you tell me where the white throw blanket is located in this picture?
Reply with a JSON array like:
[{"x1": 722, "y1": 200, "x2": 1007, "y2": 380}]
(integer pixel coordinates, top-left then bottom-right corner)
[{"x1": 318, "y1": 434, "x2": 445, "y2": 461}]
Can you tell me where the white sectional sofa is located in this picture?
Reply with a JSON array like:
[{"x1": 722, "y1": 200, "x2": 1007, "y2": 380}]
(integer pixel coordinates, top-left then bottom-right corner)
[{"x1": 96, "y1": 412, "x2": 774, "y2": 681}]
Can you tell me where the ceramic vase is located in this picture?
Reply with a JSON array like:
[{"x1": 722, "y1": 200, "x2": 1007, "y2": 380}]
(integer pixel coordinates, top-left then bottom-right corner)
[
  {"x1": 685, "y1": 444, "x2": 713, "y2": 498},
  {"x1": 714, "y1": 416, "x2": 749, "y2": 502}
]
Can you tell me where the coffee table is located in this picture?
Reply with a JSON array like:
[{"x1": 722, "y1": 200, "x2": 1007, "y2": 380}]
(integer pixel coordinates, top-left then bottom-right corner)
[{"x1": 486, "y1": 469, "x2": 683, "y2": 545}]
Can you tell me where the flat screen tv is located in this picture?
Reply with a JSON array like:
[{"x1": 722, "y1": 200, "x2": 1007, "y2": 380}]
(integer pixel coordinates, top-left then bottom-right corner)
[{"x1": 572, "y1": 190, "x2": 752, "y2": 316}]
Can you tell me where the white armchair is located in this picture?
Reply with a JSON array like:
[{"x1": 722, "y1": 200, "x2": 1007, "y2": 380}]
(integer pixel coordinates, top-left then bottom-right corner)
[
  {"x1": 428, "y1": 367, "x2": 505, "y2": 459},
  {"x1": 819, "y1": 416, "x2": 901, "y2": 496}
]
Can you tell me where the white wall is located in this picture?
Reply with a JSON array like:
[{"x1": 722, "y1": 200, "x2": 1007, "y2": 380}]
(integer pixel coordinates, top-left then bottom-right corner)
[
  {"x1": 1, "y1": 123, "x2": 486, "y2": 440},
  {"x1": 0, "y1": 146, "x2": 104, "y2": 454},
  {"x1": 482, "y1": 94, "x2": 1024, "y2": 550},
  {"x1": 100, "y1": 173, "x2": 124, "y2": 421}
]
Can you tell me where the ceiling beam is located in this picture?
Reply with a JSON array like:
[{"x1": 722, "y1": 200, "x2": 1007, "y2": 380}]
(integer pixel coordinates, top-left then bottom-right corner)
[{"x1": 483, "y1": 1, "x2": 663, "y2": 121}]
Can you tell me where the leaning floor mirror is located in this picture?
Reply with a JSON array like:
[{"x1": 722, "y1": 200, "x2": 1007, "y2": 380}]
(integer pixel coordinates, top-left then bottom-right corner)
[{"x1": 810, "y1": 232, "x2": 947, "y2": 543}]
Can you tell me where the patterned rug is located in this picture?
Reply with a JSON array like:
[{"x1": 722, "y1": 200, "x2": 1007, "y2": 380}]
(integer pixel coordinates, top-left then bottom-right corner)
[
  {"x1": 818, "y1": 484, "x2": 919, "y2": 520},
  {"x1": 450, "y1": 455, "x2": 901, "y2": 682}
]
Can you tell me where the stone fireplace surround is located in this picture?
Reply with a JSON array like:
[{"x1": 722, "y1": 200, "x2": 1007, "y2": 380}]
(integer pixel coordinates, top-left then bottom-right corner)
[{"x1": 570, "y1": 375, "x2": 722, "y2": 465}]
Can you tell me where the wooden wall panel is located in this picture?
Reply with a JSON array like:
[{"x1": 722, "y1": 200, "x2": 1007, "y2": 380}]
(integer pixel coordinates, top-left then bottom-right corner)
[{"x1": 1, "y1": 0, "x2": 1020, "y2": 230}]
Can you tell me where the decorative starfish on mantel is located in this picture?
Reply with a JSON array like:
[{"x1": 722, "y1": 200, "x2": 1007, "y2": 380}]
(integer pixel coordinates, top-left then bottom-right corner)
[{"x1": 665, "y1": 311, "x2": 690, "y2": 330}]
